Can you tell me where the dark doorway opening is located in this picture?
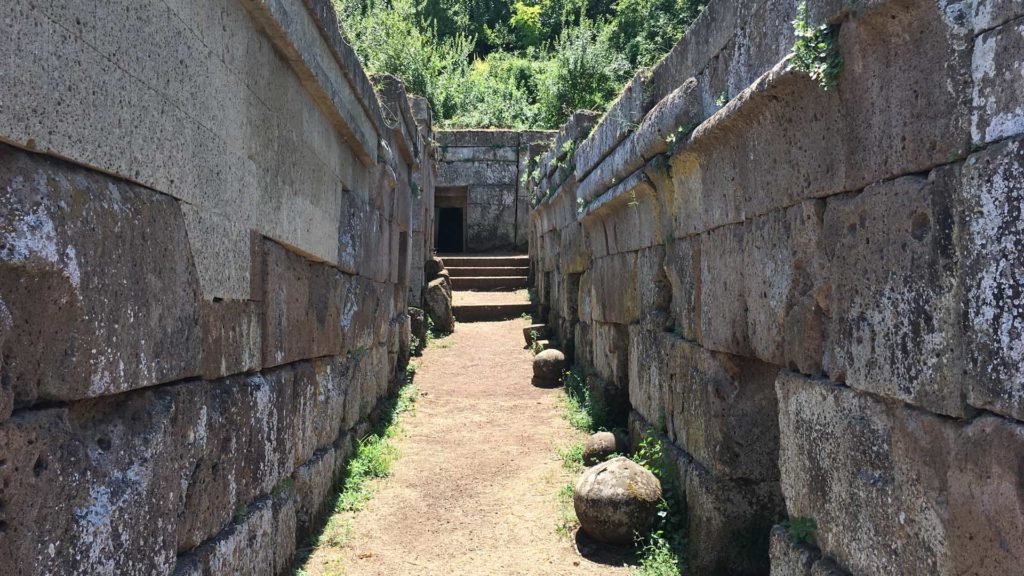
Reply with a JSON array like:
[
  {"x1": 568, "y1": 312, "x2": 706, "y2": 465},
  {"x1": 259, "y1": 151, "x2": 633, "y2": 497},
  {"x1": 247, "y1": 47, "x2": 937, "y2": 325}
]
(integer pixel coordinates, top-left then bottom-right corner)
[{"x1": 437, "y1": 207, "x2": 464, "y2": 253}]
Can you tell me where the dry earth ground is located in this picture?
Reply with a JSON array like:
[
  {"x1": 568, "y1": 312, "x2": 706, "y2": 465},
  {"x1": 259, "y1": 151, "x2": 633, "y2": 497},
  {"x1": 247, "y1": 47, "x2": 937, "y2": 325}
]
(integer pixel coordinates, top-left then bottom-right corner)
[{"x1": 302, "y1": 318, "x2": 633, "y2": 575}]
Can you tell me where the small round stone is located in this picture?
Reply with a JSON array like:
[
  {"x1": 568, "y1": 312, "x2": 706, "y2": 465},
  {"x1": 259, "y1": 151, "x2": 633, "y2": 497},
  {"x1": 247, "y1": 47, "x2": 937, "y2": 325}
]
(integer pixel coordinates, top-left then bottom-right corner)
[
  {"x1": 582, "y1": 431, "x2": 626, "y2": 466},
  {"x1": 573, "y1": 456, "x2": 661, "y2": 545},
  {"x1": 532, "y1": 348, "x2": 567, "y2": 384}
]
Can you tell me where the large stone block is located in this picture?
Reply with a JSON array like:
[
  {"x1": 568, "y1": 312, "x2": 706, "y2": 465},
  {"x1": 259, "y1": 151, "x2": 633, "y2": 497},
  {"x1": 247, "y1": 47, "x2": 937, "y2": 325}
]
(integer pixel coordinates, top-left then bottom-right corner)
[
  {"x1": 779, "y1": 372, "x2": 944, "y2": 575},
  {"x1": 584, "y1": 216, "x2": 611, "y2": 259},
  {"x1": 972, "y1": 18, "x2": 1024, "y2": 144},
  {"x1": 835, "y1": 0, "x2": 972, "y2": 181},
  {"x1": 948, "y1": 415, "x2": 1024, "y2": 575},
  {"x1": 293, "y1": 447, "x2": 338, "y2": 542},
  {"x1": 0, "y1": 383, "x2": 211, "y2": 575},
  {"x1": 590, "y1": 253, "x2": 639, "y2": 325},
  {"x1": 0, "y1": 144, "x2": 202, "y2": 407},
  {"x1": 659, "y1": 335, "x2": 780, "y2": 481},
  {"x1": 775, "y1": 372, "x2": 1024, "y2": 576},
  {"x1": 628, "y1": 326, "x2": 665, "y2": 427},
  {"x1": 744, "y1": 201, "x2": 828, "y2": 373},
  {"x1": 699, "y1": 223, "x2": 750, "y2": 355},
  {"x1": 201, "y1": 299, "x2": 261, "y2": 380},
  {"x1": 438, "y1": 145, "x2": 518, "y2": 162},
  {"x1": 435, "y1": 130, "x2": 521, "y2": 148},
  {"x1": 591, "y1": 322, "x2": 629, "y2": 388},
  {"x1": 178, "y1": 372, "x2": 300, "y2": 550},
  {"x1": 824, "y1": 167, "x2": 965, "y2": 416},
  {"x1": 437, "y1": 160, "x2": 518, "y2": 187},
  {"x1": 173, "y1": 492, "x2": 296, "y2": 576},
  {"x1": 467, "y1": 201, "x2": 516, "y2": 252},
  {"x1": 559, "y1": 223, "x2": 590, "y2": 274},
  {"x1": 682, "y1": 455, "x2": 784, "y2": 576},
  {"x1": 261, "y1": 240, "x2": 352, "y2": 368},
  {"x1": 637, "y1": 246, "x2": 671, "y2": 330},
  {"x1": 574, "y1": 320, "x2": 594, "y2": 371},
  {"x1": 337, "y1": 192, "x2": 368, "y2": 276},
  {"x1": 664, "y1": 238, "x2": 701, "y2": 341},
  {"x1": 961, "y1": 136, "x2": 1024, "y2": 421}
]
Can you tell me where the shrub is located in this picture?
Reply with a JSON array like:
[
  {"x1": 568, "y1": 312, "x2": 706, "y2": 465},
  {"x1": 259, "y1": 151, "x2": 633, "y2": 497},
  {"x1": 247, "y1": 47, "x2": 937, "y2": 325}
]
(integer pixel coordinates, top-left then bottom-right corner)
[{"x1": 537, "y1": 19, "x2": 631, "y2": 126}]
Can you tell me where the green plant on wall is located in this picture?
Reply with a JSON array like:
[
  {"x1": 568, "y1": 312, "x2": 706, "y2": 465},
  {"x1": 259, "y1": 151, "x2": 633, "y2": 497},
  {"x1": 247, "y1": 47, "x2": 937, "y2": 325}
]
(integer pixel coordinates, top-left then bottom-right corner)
[
  {"x1": 788, "y1": 2, "x2": 843, "y2": 91},
  {"x1": 783, "y1": 516, "x2": 818, "y2": 545}
]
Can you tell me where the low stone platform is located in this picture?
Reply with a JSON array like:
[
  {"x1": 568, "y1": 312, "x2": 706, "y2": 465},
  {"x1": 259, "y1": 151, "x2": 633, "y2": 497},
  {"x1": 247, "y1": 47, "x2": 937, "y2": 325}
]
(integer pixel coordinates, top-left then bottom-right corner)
[{"x1": 453, "y1": 290, "x2": 533, "y2": 322}]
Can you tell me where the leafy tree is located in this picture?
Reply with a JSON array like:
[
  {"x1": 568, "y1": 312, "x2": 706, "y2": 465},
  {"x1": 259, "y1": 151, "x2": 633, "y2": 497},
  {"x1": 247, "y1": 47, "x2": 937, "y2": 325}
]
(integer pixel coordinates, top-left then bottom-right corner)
[
  {"x1": 333, "y1": 0, "x2": 705, "y2": 129},
  {"x1": 609, "y1": 0, "x2": 706, "y2": 67},
  {"x1": 510, "y1": 2, "x2": 543, "y2": 49},
  {"x1": 538, "y1": 19, "x2": 630, "y2": 126}
]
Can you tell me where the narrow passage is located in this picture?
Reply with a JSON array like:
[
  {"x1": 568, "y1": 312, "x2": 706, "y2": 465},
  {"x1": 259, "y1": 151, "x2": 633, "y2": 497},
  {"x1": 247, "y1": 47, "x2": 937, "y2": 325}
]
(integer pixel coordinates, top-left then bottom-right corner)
[{"x1": 310, "y1": 318, "x2": 632, "y2": 575}]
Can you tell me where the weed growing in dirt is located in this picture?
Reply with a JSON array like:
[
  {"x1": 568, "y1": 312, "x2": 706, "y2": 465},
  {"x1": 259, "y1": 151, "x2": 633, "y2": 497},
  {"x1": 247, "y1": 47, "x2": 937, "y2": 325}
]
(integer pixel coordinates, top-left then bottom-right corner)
[
  {"x1": 530, "y1": 336, "x2": 545, "y2": 356},
  {"x1": 631, "y1": 430, "x2": 687, "y2": 575},
  {"x1": 562, "y1": 368, "x2": 611, "y2": 432},
  {"x1": 555, "y1": 482, "x2": 579, "y2": 537},
  {"x1": 295, "y1": 383, "x2": 419, "y2": 568},
  {"x1": 425, "y1": 317, "x2": 454, "y2": 349},
  {"x1": 636, "y1": 533, "x2": 682, "y2": 576},
  {"x1": 559, "y1": 441, "x2": 585, "y2": 473}
]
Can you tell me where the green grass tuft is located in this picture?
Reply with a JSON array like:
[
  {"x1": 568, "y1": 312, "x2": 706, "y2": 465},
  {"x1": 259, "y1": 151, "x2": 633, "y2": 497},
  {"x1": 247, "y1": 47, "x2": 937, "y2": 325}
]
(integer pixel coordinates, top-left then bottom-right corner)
[{"x1": 559, "y1": 441, "x2": 584, "y2": 473}]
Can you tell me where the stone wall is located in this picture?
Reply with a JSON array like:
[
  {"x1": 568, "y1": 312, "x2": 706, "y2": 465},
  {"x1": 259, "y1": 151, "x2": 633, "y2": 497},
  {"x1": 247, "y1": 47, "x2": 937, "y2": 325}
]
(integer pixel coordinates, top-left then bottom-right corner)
[
  {"x1": 435, "y1": 129, "x2": 554, "y2": 252},
  {"x1": 528, "y1": 0, "x2": 1024, "y2": 574},
  {"x1": 0, "y1": 1, "x2": 434, "y2": 574}
]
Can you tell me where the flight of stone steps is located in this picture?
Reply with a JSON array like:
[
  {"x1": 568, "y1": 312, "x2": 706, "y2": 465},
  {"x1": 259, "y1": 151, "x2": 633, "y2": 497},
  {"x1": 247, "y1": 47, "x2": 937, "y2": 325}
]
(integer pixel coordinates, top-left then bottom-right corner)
[{"x1": 444, "y1": 254, "x2": 534, "y2": 322}]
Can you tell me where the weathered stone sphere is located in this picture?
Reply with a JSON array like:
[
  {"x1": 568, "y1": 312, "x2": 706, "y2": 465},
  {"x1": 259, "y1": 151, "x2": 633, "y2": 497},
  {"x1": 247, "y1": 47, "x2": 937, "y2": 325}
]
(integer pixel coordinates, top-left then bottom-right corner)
[
  {"x1": 582, "y1": 431, "x2": 626, "y2": 466},
  {"x1": 532, "y1": 349, "x2": 567, "y2": 384},
  {"x1": 574, "y1": 456, "x2": 661, "y2": 545}
]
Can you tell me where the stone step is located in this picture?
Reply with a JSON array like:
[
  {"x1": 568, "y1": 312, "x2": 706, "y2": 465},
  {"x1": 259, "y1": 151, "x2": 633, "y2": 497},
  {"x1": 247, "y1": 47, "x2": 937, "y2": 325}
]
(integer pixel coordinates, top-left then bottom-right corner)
[
  {"x1": 447, "y1": 266, "x2": 530, "y2": 278},
  {"x1": 454, "y1": 302, "x2": 534, "y2": 322},
  {"x1": 441, "y1": 255, "x2": 529, "y2": 268},
  {"x1": 451, "y1": 276, "x2": 529, "y2": 290}
]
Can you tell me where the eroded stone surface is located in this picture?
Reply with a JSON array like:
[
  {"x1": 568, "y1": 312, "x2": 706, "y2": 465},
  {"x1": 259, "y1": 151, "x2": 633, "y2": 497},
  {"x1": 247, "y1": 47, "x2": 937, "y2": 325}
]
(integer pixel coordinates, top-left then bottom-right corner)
[
  {"x1": 573, "y1": 456, "x2": 661, "y2": 545},
  {"x1": 961, "y1": 137, "x2": 1024, "y2": 421},
  {"x1": 824, "y1": 167, "x2": 964, "y2": 416},
  {"x1": 0, "y1": 144, "x2": 202, "y2": 406}
]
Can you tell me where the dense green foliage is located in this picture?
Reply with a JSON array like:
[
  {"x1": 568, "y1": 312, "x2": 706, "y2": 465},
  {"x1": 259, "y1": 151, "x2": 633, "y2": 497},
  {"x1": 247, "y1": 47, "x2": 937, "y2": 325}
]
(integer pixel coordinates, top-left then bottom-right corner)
[
  {"x1": 789, "y1": 2, "x2": 843, "y2": 90},
  {"x1": 332, "y1": 0, "x2": 706, "y2": 128}
]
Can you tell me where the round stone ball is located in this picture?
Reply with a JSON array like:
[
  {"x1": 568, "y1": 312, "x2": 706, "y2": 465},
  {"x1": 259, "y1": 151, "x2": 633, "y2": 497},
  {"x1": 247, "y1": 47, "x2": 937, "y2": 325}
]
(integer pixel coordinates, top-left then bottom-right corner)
[
  {"x1": 573, "y1": 456, "x2": 662, "y2": 545},
  {"x1": 582, "y1": 431, "x2": 626, "y2": 466},
  {"x1": 532, "y1": 349, "x2": 567, "y2": 383}
]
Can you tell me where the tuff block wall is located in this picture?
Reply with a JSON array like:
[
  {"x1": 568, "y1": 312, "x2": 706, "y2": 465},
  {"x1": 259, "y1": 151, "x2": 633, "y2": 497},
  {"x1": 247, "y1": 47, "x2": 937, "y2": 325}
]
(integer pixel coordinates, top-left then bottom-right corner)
[
  {"x1": 0, "y1": 1, "x2": 433, "y2": 574},
  {"x1": 435, "y1": 129, "x2": 554, "y2": 252},
  {"x1": 528, "y1": 0, "x2": 1024, "y2": 574}
]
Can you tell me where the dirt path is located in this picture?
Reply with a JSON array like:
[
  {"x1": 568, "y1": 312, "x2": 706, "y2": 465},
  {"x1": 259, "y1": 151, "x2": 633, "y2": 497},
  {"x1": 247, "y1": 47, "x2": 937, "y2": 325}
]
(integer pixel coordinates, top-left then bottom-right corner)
[{"x1": 311, "y1": 318, "x2": 633, "y2": 575}]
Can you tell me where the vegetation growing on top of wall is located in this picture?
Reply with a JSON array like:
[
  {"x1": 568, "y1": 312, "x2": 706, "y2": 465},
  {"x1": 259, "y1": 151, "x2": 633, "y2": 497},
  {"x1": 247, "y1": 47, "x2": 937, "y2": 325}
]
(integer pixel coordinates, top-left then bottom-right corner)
[
  {"x1": 788, "y1": 2, "x2": 843, "y2": 91},
  {"x1": 333, "y1": 0, "x2": 706, "y2": 128}
]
